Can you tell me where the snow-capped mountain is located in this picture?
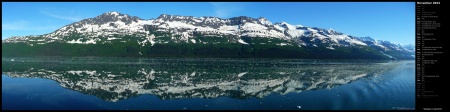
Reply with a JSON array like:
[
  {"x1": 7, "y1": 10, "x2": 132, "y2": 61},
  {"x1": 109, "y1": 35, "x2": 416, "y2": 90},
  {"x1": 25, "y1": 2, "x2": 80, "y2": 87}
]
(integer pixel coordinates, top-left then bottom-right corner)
[{"x1": 2, "y1": 11, "x2": 414, "y2": 59}]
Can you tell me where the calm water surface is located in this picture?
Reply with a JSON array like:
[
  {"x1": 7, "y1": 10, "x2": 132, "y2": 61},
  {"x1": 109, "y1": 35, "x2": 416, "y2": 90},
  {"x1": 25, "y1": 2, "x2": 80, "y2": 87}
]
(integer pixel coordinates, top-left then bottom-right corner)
[{"x1": 2, "y1": 57, "x2": 415, "y2": 110}]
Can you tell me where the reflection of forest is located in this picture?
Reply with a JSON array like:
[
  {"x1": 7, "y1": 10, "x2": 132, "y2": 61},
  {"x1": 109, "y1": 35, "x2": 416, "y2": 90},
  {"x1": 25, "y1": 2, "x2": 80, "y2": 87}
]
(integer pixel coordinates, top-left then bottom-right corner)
[{"x1": 2, "y1": 58, "x2": 399, "y2": 102}]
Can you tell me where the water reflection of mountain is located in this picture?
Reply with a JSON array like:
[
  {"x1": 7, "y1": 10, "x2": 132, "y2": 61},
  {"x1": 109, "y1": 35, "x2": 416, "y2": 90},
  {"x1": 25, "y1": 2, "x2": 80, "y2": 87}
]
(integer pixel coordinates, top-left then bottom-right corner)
[{"x1": 2, "y1": 58, "x2": 399, "y2": 102}]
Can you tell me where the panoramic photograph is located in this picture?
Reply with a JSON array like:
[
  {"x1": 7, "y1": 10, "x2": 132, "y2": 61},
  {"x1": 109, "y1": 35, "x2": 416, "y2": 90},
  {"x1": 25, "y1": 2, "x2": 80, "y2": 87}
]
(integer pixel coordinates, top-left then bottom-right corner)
[{"x1": 2, "y1": 2, "x2": 415, "y2": 110}]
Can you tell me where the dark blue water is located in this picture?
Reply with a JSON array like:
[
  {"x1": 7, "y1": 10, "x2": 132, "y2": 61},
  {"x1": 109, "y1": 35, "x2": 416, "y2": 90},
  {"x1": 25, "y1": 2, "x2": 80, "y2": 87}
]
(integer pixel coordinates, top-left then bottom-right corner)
[{"x1": 2, "y1": 57, "x2": 415, "y2": 110}]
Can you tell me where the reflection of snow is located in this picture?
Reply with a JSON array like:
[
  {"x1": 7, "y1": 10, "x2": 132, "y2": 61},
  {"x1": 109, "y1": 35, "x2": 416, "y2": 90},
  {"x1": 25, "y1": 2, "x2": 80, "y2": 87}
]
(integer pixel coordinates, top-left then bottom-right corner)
[
  {"x1": 4, "y1": 61, "x2": 401, "y2": 102},
  {"x1": 181, "y1": 75, "x2": 190, "y2": 83},
  {"x1": 350, "y1": 74, "x2": 367, "y2": 80},
  {"x1": 138, "y1": 68, "x2": 156, "y2": 80},
  {"x1": 237, "y1": 72, "x2": 247, "y2": 77},
  {"x1": 67, "y1": 70, "x2": 96, "y2": 76}
]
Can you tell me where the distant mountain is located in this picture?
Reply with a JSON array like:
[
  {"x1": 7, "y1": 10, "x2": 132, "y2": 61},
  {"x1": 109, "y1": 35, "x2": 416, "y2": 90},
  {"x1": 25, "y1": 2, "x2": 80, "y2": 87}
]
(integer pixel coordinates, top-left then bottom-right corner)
[{"x1": 2, "y1": 11, "x2": 414, "y2": 59}]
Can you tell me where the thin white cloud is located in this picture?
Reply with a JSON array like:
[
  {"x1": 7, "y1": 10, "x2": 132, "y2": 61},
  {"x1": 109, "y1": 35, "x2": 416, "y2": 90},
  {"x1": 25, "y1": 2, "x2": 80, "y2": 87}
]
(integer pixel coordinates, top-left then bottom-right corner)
[
  {"x1": 40, "y1": 10, "x2": 83, "y2": 22},
  {"x1": 1, "y1": 21, "x2": 27, "y2": 30},
  {"x1": 210, "y1": 2, "x2": 245, "y2": 18},
  {"x1": 2, "y1": 21, "x2": 58, "y2": 31}
]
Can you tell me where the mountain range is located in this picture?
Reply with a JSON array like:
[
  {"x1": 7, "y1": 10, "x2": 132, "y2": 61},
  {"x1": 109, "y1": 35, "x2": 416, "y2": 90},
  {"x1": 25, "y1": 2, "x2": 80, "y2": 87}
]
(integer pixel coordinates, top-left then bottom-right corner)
[{"x1": 2, "y1": 11, "x2": 415, "y2": 59}]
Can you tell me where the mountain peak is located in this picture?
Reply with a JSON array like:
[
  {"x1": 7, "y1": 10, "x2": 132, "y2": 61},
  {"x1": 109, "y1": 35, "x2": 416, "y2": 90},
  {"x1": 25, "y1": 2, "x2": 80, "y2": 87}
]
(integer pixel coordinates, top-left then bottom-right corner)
[
  {"x1": 71, "y1": 11, "x2": 141, "y2": 26},
  {"x1": 97, "y1": 11, "x2": 127, "y2": 18},
  {"x1": 358, "y1": 36, "x2": 375, "y2": 42},
  {"x1": 157, "y1": 14, "x2": 169, "y2": 18},
  {"x1": 106, "y1": 11, "x2": 120, "y2": 15},
  {"x1": 101, "y1": 11, "x2": 123, "y2": 17},
  {"x1": 278, "y1": 21, "x2": 298, "y2": 30},
  {"x1": 257, "y1": 17, "x2": 272, "y2": 25},
  {"x1": 156, "y1": 14, "x2": 196, "y2": 20},
  {"x1": 235, "y1": 16, "x2": 255, "y2": 20}
]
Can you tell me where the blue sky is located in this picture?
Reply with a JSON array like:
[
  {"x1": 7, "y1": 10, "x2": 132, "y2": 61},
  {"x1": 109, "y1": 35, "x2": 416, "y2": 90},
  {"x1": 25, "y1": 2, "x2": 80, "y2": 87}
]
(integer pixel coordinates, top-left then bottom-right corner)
[{"x1": 2, "y1": 2, "x2": 415, "y2": 45}]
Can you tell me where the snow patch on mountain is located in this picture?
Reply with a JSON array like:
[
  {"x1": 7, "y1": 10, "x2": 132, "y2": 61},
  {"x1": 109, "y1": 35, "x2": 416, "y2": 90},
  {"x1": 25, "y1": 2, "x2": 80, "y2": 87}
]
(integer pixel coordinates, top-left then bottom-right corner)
[
  {"x1": 326, "y1": 46, "x2": 335, "y2": 50},
  {"x1": 238, "y1": 39, "x2": 248, "y2": 44}
]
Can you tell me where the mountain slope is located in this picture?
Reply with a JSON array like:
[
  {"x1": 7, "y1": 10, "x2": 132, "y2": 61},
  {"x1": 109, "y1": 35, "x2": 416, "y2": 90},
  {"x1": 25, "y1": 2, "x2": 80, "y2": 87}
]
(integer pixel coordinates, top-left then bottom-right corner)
[{"x1": 2, "y1": 11, "x2": 414, "y2": 59}]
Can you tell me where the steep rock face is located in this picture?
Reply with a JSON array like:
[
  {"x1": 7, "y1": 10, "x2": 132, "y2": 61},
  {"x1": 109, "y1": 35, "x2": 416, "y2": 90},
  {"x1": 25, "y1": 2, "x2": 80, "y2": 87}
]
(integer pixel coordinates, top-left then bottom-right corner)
[
  {"x1": 2, "y1": 11, "x2": 414, "y2": 59},
  {"x1": 74, "y1": 12, "x2": 142, "y2": 26}
]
